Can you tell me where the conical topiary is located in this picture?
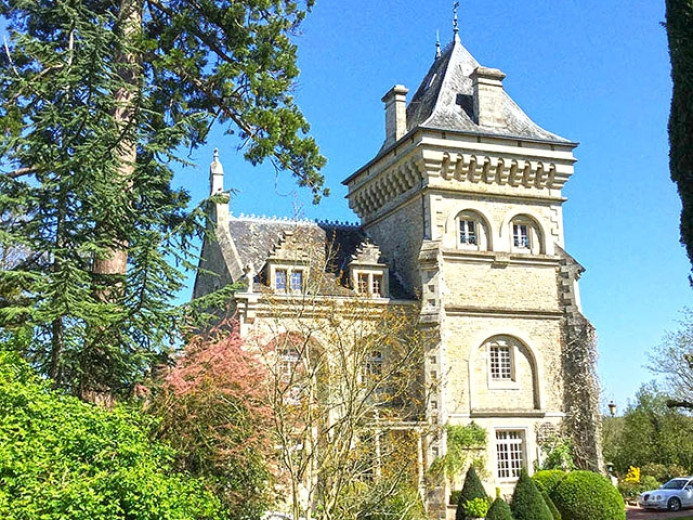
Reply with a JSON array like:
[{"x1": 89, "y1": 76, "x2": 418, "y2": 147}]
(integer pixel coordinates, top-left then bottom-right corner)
[
  {"x1": 540, "y1": 489, "x2": 562, "y2": 520},
  {"x1": 486, "y1": 497, "x2": 513, "y2": 520},
  {"x1": 511, "y1": 470, "x2": 553, "y2": 520},
  {"x1": 456, "y1": 466, "x2": 488, "y2": 520}
]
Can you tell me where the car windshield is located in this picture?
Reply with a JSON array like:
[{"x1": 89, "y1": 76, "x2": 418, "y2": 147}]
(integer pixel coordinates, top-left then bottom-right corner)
[{"x1": 662, "y1": 479, "x2": 689, "y2": 490}]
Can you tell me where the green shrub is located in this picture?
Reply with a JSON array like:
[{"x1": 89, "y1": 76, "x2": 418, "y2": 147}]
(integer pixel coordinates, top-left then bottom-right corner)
[
  {"x1": 511, "y1": 470, "x2": 553, "y2": 520},
  {"x1": 485, "y1": 498, "x2": 512, "y2": 520},
  {"x1": 641, "y1": 463, "x2": 687, "y2": 482},
  {"x1": 541, "y1": 489, "x2": 562, "y2": 520},
  {"x1": 533, "y1": 469, "x2": 567, "y2": 494},
  {"x1": 450, "y1": 490, "x2": 462, "y2": 505},
  {"x1": 640, "y1": 475, "x2": 660, "y2": 491},
  {"x1": 456, "y1": 466, "x2": 488, "y2": 520},
  {"x1": 461, "y1": 497, "x2": 489, "y2": 518},
  {"x1": 552, "y1": 471, "x2": 625, "y2": 520}
]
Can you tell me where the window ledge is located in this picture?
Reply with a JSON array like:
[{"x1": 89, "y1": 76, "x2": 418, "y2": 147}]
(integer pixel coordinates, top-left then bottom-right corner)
[{"x1": 470, "y1": 408, "x2": 545, "y2": 418}]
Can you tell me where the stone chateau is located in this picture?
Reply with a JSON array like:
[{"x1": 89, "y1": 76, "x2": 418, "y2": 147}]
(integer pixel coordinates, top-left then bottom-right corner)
[{"x1": 194, "y1": 21, "x2": 601, "y2": 518}]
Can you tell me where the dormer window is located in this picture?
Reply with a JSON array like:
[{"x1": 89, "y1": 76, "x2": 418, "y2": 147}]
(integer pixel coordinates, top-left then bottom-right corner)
[
  {"x1": 290, "y1": 270, "x2": 303, "y2": 291},
  {"x1": 372, "y1": 274, "x2": 383, "y2": 297},
  {"x1": 270, "y1": 265, "x2": 305, "y2": 293},
  {"x1": 354, "y1": 271, "x2": 386, "y2": 297},
  {"x1": 357, "y1": 273, "x2": 369, "y2": 294},
  {"x1": 275, "y1": 269, "x2": 287, "y2": 290}
]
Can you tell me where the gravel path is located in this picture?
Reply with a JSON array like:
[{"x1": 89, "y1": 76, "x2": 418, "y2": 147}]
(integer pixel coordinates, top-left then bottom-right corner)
[{"x1": 626, "y1": 505, "x2": 693, "y2": 519}]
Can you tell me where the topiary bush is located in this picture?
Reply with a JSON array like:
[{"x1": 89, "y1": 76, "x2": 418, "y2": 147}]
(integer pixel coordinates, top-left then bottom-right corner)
[
  {"x1": 541, "y1": 489, "x2": 562, "y2": 520},
  {"x1": 456, "y1": 466, "x2": 488, "y2": 520},
  {"x1": 461, "y1": 497, "x2": 489, "y2": 518},
  {"x1": 532, "y1": 469, "x2": 567, "y2": 495},
  {"x1": 551, "y1": 471, "x2": 625, "y2": 520},
  {"x1": 485, "y1": 497, "x2": 513, "y2": 520},
  {"x1": 511, "y1": 470, "x2": 553, "y2": 520}
]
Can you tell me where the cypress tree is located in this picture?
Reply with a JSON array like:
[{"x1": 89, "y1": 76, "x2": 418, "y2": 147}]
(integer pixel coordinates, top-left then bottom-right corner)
[
  {"x1": 540, "y1": 489, "x2": 562, "y2": 520},
  {"x1": 456, "y1": 466, "x2": 488, "y2": 520},
  {"x1": 666, "y1": 0, "x2": 693, "y2": 274},
  {"x1": 486, "y1": 497, "x2": 513, "y2": 520},
  {"x1": 511, "y1": 470, "x2": 553, "y2": 520}
]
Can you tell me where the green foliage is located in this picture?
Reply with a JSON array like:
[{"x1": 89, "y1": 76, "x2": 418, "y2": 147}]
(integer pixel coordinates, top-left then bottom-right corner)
[
  {"x1": 532, "y1": 470, "x2": 567, "y2": 495},
  {"x1": 456, "y1": 466, "x2": 488, "y2": 520},
  {"x1": 511, "y1": 470, "x2": 553, "y2": 520},
  {"x1": 551, "y1": 471, "x2": 625, "y2": 520},
  {"x1": 0, "y1": 0, "x2": 325, "y2": 396},
  {"x1": 641, "y1": 462, "x2": 687, "y2": 482},
  {"x1": 0, "y1": 350, "x2": 223, "y2": 519},
  {"x1": 665, "y1": 0, "x2": 693, "y2": 270},
  {"x1": 433, "y1": 423, "x2": 487, "y2": 480},
  {"x1": 485, "y1": 498, "x2": 512, "y2": 520},
  {"x1": 617, "y1": 475, "x2": 661, "y2": 502},
  {"x1": 539, "y1": 434, "x2": 576, "y2": 471},
  {"x1": 339, "y1": 481, "x2": 425, "y2": 520},
  {"x1": 540, "y1": 490, "x2": 562, "y2": 520},
  {"x1": 601, "y1": 384, "x2": 693, "y2": 473},
  {"x1": 461, "y1": 497, "x2": 489, "y2": 518}
]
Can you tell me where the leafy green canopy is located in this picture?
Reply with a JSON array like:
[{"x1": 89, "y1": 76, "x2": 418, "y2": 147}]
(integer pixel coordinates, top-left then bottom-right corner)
[
  {"x1": 510, "y1": 470, "x2": 553, "y2": 520},
  {"x1": 0, "y1": 349, "x2": 223, "y2": 519},
  {"x1": 0, "y1": 0, "x2": 325, "y2": 394},
  {"x1": 666, "y1": 0, "x2": 693, "y2": 271}
]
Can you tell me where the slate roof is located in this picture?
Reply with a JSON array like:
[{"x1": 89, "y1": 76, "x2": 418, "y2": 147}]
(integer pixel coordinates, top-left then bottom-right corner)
[
  {"x1": 226, "y1": 216, "x2": 414, "y2": 300},
  {"x1": 405, "y1": 36, "x2": 571, "y2": 143}
]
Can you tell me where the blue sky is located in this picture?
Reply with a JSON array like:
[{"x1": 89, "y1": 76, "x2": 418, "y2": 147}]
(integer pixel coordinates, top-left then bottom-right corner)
[{"x1": 177, "y1": 0, "x2": 690, "y2": 413}]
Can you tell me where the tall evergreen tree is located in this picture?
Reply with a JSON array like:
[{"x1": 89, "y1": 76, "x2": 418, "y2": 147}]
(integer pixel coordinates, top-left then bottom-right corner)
[
  {"x1": 666, "y1": 0, "x2": 693, "y2": 272},
  {"x1": 0, "y1": 0, "x2": 326, "y2": 397}
]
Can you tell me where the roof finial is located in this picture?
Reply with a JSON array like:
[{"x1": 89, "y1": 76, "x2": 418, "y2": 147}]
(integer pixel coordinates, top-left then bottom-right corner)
[
  {"x1": 210, "y1": 147, "x2": 224, "y2": 195},
  {"x1": 453, "y1": 1, "x2": 460, "y2": 41},
  {"x1": 435, "y1": 30, "x2": 442, "y2": 58}
]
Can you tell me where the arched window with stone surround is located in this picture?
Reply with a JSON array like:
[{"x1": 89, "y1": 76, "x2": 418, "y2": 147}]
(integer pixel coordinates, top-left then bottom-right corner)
[
  {"x1": 454, "y1": 209, "x2": 491, "y2": 251},
  {"x1": 509, "y1": 214, "x2": 544, "y2": 254}
]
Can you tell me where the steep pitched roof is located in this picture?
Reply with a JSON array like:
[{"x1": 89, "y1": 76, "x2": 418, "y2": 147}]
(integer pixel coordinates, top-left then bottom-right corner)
[{"x1": 405, "y1": 36, "x2": 571, "y2": 143}]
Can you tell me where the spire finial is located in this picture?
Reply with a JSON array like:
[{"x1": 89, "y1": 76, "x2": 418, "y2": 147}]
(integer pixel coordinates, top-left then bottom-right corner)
[
  {"x1": 435, "y1": 30, "x2": 441, "y2": 58},
  {"x1": 210, "y1": 147, "x2": 224, "y2": 194},
  {"x1": 453, "y1": 1, "x2": 460, "y2": 40}
]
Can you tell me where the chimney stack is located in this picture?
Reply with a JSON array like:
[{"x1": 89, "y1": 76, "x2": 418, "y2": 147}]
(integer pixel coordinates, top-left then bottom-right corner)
[
  {"x1": 470, "y1": 66, "x2": 507, "y2": 128},
  {"x1": 382, "y1": 84, "x2": 409, "y2": 148}
]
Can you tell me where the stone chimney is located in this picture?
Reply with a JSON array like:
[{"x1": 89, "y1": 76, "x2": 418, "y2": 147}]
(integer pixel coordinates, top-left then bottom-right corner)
[
  {"x1": 470, "y1": 66, "x2": 507, "y2": 128},
  {"x1": 382, "y1": 84, "x2": 408, "y2": 148},
  {"x1": 210, "y1": 147, "x2": 224, "y2": 195}
]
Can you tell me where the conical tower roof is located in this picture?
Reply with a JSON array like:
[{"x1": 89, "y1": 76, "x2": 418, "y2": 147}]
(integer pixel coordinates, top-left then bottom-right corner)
[{"x1": 405, "y1": 36, "x2": 570, "y2": 143}]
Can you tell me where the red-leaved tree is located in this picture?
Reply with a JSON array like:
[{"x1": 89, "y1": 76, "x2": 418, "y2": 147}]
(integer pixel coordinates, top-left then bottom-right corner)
[{"x1": 152, "y1": 322, "x2": 274, "y2": 519}]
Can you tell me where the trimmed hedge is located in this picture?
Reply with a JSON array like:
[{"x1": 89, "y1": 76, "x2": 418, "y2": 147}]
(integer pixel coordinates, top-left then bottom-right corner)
[
  {"x1": 511, "y1": 470, "x2": 553, "y2": 520},
  {"x1": 456, "y1": 467, "x2": 488, "y2": 520},
  {"x1": 485, "y1": 497, "x2": 513, "y2": 520},
  {"x1": 541, "y1": 489, "x2": 562, "y2": 520},
  {"x1": 551, "y1": 471, "x2": 625, "y2": 520},
  {"x1": 533, "y1": 469, "x2": 567, "y2": 495}
]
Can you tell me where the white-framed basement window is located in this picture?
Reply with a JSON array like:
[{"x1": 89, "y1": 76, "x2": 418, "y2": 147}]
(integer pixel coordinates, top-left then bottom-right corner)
[{"x1": 496, "y1": 430, "x2": 525, "y2": 480}]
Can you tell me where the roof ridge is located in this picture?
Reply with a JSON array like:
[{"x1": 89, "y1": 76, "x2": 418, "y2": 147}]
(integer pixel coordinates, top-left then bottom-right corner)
[{"x1": 230, "y1": 213, "x2": 361, "y2": 229}]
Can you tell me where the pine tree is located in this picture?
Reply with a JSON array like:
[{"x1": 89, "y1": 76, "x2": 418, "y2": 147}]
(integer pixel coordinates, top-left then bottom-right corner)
[
  {"x1": 0, "y1": 0, "x2": 326, "y2": 397},
  {"x1": 511, "y1": 470, "x2": 553, "y2": 520},
  {"x1": 485, "y1": 498, "x2": 513, "y2": 520},
  {"x1": 456, "y1": 466, "x2": 488, "y2": 520}
]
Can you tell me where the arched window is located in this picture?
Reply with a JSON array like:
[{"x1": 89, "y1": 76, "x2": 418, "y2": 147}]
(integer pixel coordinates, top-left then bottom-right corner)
[
  {"x1": 509, "y1": 215, "x2": 543, "y2": 254},
  {"x1": 455, "y1": 210, "x2": 490, "y2": 251}
]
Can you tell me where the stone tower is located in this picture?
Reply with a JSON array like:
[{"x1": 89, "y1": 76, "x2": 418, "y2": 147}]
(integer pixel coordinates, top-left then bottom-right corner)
[{"x1": 343, "y1": 30, "x2": 601, "y2": 502}]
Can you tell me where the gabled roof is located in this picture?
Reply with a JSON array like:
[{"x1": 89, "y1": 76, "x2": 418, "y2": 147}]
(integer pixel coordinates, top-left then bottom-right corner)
[{"x1": 405, "y1": 35, "x2": 571, "y2": 143}]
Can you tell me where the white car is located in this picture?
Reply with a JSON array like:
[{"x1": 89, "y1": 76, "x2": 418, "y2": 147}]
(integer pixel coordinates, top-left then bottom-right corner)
[{"x1": 639, "y1": 477, "x2": 693, "y2": 511}]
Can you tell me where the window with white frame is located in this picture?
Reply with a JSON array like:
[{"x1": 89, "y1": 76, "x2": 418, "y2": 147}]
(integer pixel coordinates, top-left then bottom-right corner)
[
  {"x1": 275, "y1": 269, "x2": 288, "y2": 291},
  {"x1": 290, "y1": 270, "x2": 303, "y2": 291},
  {"x1": 496, "y1": 430, "x2": 525, "y2": 479},
  {"x1": 357, "y1": 273, "x2": 369, "y2": 294},
  {"x1": 372, "y1": 274, "x2": 383, "y2": 297},
  {"x1": 512, "y1": 223, "x2": 529, "y2": 249},
  {"x1": 510, "y1": 216, "x2": 542, "y2": 254},
  {"x1": 489, "y1": 344, "x2": 512, "y2": 381},
  {"x1": 459, "y1": 219, "x2": 477, "y2": 246},
  {"x1": 278, "y1": 348, "x2": 300, "y2": 381},
  {"x1": 354, "y1": 271, "x2": 387, "y2": 297},
  {"x1": 455, "y1": 211, "x2": 489, "y2": 251}
]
